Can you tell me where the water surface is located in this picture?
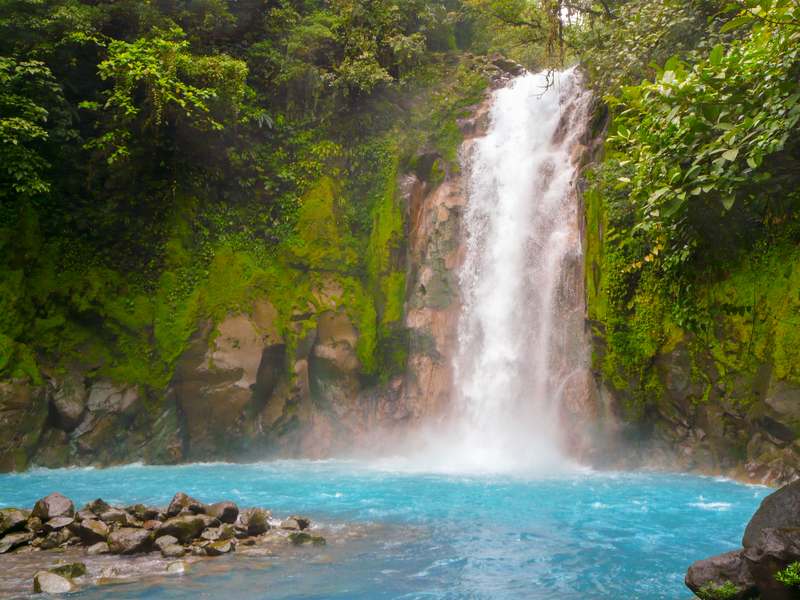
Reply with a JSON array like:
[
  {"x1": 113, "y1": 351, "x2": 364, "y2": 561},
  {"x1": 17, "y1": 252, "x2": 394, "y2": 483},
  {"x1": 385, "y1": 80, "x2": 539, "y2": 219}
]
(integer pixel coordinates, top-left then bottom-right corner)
[{"x1": 0, "y1": 461, "x2": 767, "y2": 599}]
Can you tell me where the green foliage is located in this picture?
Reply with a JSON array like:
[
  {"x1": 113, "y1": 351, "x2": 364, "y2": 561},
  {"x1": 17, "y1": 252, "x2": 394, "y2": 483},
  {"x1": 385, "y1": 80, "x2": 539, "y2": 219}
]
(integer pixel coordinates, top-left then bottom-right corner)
[
  {"x1": 776, "y1": 561, "x2": 800, "y2": 587},
  {"x1": 0, "y1": 57, "x2": 63, "y2": 200},
  {"x1": 696, "y1": 580, "x2": 741, "y2": 600},
  {"x1": 603, "y1": 2, "x2": 800, "y2": 275}
]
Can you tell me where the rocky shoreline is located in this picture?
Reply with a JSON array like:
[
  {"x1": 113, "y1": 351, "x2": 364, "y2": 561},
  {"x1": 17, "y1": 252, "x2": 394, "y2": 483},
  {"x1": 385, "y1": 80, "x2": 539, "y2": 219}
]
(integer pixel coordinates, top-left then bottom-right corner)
[
  {"x1": 686, "y1": 480, "x2": 800, "y2": 599},
  {"x1": 0, "y1": 491, "x2": 330, "y2": 595}
]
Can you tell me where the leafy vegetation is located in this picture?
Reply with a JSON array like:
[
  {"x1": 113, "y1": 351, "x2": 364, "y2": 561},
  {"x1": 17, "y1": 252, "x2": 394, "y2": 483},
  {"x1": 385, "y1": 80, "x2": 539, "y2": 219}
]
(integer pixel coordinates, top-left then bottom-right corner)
[
  {"x1": 776, "y1": 561, "x2": 800, "y2": 587},
  {"x1": 582, "y1": 0, "x2": 800, "y2": 417},
  {"x1": 696, "y1": 580, "x2": 741, "y2": 600},
  {"x1": 0, "y1": 0, "x2": 499, "y2": 390}
]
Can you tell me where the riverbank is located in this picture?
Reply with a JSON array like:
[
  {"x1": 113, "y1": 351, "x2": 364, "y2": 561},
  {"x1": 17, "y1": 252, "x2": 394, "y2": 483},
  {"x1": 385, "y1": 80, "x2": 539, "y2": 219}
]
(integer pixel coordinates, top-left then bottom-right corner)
[{"x1": 0, "y1": 491, "x2": 338, "y2": 596}]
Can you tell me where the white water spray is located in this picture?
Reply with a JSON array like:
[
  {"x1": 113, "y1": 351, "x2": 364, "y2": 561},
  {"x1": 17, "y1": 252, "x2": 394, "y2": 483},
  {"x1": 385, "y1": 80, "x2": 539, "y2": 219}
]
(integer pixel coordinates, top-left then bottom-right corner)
[
  {"x1": 370, "y1": 69, "x2": 592, "y2": 475},
  {"x1": 446, "y1": 68, "x2": 591, "y2": 472}
]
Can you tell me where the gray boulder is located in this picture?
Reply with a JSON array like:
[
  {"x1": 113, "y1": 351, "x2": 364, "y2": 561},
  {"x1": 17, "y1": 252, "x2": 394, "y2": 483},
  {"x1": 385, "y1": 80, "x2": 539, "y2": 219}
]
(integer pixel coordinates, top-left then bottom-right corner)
[
  {"x1": 0, "y1": 508, "x2": 29, "y2": 536},
  {"x1": 167, "y1": 492, "x2": 205, "y2": 517},
  {"x1": 0, "y1": 531, "x2": 33, "y2": 553},
  {"x1": 33, "y1": 571, "x2": 75, "y2": 594},
  {"x1": 31, "y1": 493, "x2": 74, "y2": 521},
  {"x1": 205, "y1": 539, "x2": 233, "y2": 555},
  {"x1": 107, "y1": 527, "x2": 152, "y2": 554},
  {"x1": 156, "y1": 515, "x2": 207, "y2": 544},
  {"x1": 743, "y1": 480, "x2": 800, "y2": 547},
  {"x1": 45, "y1": 516, "x2": 74, "y2": 531},
  {"x1": 72, "y1": 519, "x2": 109, "y2": 544},
  {"x1": 685, "y1": 549, "x2": 756, "y2": 599},
  {"x1": 161, "y1": 544, "x2": 186, "y2": 558},
  {"x1": 154, "y1": 535, "x2": 179, "y2": 551},
  {"x1": 82, "y1": 498, "x2": 110, "y2": 516},
  {"x1": 239, "y1": 508, "x2": 270, "y2": 536},
  {"x1": 126, "y1": 504, "x2": 162, "y2": 521},
  {"x1": 86, "y1": 541, "x2": 109, "y2": 555},
  {"x1": 743, "y1": 528, "x2": 800, "y2": 600},
  {"x1": 207, "y1": 501, "x2": 239, "y2": 524},
  {"x1": 49, "y1": 563, "x2": 86, "y2": 579}
]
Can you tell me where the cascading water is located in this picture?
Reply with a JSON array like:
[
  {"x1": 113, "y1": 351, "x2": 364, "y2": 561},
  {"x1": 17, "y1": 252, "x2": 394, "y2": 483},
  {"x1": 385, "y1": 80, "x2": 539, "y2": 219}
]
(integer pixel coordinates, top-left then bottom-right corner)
[{"x1": 447, "y1": 67, "x2": 593, "y2": 472}]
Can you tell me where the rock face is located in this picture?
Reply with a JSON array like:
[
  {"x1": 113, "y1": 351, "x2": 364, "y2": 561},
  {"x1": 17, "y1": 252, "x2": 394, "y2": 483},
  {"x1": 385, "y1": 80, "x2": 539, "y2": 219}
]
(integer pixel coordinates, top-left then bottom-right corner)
[
  {"x1": 686, "y1": 481, "x2": 800, "y2": 599},
  {"x1": 743, "y1": 480, "x2": 800, "y2": 547},
  {"x1": 0, "y1": 58, "x2": 532, "y2": 469}
]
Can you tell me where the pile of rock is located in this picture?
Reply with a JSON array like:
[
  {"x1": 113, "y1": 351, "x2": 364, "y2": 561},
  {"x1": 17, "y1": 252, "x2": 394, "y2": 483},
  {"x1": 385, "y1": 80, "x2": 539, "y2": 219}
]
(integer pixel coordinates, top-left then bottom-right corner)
[
  {"x1": 686, "y1": 480, "x2": 800, "y2": 599},
  {"x1": 0, "y1": 491, "x2": 325, "y2": 593}
]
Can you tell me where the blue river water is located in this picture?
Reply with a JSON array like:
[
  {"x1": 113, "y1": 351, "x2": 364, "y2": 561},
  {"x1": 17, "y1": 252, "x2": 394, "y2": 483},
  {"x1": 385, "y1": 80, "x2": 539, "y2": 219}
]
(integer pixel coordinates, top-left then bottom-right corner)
[{"x1": 0, "y1": 461, "x2": 768, "y2": 599}]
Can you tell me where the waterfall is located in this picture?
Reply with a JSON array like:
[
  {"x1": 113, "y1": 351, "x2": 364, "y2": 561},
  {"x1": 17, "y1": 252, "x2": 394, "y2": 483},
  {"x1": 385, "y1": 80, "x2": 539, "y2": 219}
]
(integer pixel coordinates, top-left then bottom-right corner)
[{"x1": 447, "y1": 68, "x2": 592, "y2": 472}]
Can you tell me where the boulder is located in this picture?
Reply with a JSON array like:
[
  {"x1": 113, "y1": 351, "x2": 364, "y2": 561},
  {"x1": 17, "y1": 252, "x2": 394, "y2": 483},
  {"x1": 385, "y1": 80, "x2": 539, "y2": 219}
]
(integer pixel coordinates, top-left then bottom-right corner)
[
  {"x1": 743, "y1": 527, "x2": 800, "y2": 600},
  {"x1": 288, "y1": 532, "x2": 325, "y2": 546},
  {"x1": 0, "y1": 531, "x2": 33, "y2": 553},
  {"x1": 157, "y1": 515, "x2": 207, "y2": 544},
  {"x1": 107, "y1": 527, "x2": 152, "y2": 554},
  {"x1": 166, "y1": 560, "x2": 187, "y2": 574},
  {"x1": 239, "y1": 508, "x2": 270, "y2": 536},
  {"x1": 743, "y1": 480, "x2": 800, "y2": 548},
  {"x1": 201, "y1": 525, "x2": 235, "y2": 541},
  {"x1": 26, "y1": 516, "x2": 43, "y2": 534},
  {"x1": 154, "y1": 535, "x2": 179, "y2": 551},
  {"x1": 51, "y1": 376, "x2": 86, "y2": 431},
  {"x1": 281, "y1": 516, "x2": 310, "y2": 531},
  {"x1": 685, "y1": 549, "x2": 756, "y2": 600},
  {"x1": 33, "y1": 571, "x2": 75, "y2": 594},
  {"x1": 126, "y1": 504, "x2": 161, "y2": 521},
  {"x1": 82, "y1": 498, "x2": 111, "y2": 516},
  {"x1": 31, "y1": 493, "x2": 75, "y2": 521},
  {"x1": 143, "y1": 519, "x2": 162, "y2": 530},
  {"x1": 34, "y1": 529, "x2": 72, "y2": 550},
  {"x1": 99, "y1": 508, "x2": 139, "y2": 527},
  {"x1": 167, "y1": 492, "x2": 205, "y2": 517},
  {"x1": 161, "y1": 544, "x2": 186, "y2": 558},
  {"x1": 49, "y1": 562, "x2": 87, "y2": 579},
  {"x1": 72, "y1": 519, "x2": 109, "y2": 544},
  {"x1": 86, "y1": 541, "x2": 109, "y2": 555},
  {"x1": 0, "y1": 508, "x2": 29, "y2": 535},
  {"x1": 207, "y1": 501, "x2": 239, "y2": 524},
  {"x1": 205, "y1": 539, "x2": 233, "y2": 556},
  {"x1": 45, "y1": 516, "x2": 74, "y2": 531}
]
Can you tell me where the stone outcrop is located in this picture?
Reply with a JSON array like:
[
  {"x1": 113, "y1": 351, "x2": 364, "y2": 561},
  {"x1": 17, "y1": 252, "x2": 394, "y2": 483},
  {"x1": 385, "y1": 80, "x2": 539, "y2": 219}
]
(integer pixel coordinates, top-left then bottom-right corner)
[{"x1": 686, "y1": 480, "x2": 800, "y2": 599}]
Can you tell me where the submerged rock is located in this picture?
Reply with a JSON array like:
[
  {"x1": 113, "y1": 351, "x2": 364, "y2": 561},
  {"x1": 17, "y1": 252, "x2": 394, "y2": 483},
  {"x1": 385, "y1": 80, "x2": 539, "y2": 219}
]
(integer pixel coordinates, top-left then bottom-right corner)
[
  {"x1": 49, "y1": 562, "x2": 87, "y2": 579},
  {"x1": 33, "y1": 571, "x2": 75, "y2": 594},
  {"x1": 205, "y1": 539, "x2": 233, "y2": 555},
  {"x1": 32, "y1": 493, "x2": 74, "y2": 521},
  {"x1": 288, "y1": 532, "x2": 326, "y2": 546},
  {"x1": 86, "y1": 541, "x2": 109, "y2": 555}
]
